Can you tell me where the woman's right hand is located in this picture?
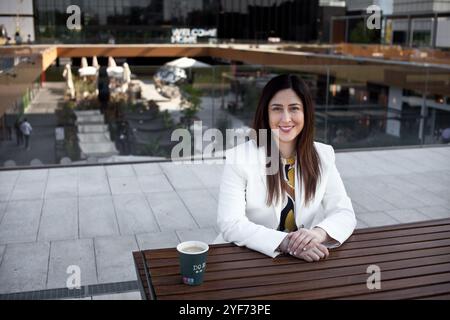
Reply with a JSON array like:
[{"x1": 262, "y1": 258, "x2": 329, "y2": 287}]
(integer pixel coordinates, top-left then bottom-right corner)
[
  {"x1": 278, "y1": 234, "x2": 329, "y2": 262},
  {"x1": 292, "y1": 241, "x2": 329, "y2": 262}
]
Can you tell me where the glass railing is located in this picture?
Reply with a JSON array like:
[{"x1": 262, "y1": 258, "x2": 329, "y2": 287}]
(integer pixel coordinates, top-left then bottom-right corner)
[{"x1": 0, "y1": 56, "x2": 449, "y2": 169}]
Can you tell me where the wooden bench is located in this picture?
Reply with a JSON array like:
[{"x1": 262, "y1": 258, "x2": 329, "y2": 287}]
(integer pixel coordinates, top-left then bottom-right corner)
[{"x1": 133, "y1": 218, "x2": 450, "y2": 300}]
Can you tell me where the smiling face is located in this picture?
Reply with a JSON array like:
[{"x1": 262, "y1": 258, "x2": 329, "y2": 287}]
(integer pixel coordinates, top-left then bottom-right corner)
[{"x1": 268, "y1": 88, "x2": 304, "y2": 152}]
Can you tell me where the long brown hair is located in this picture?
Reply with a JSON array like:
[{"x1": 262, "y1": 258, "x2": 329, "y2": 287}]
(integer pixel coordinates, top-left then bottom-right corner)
[{"x1": 252, "y1": 74, "x2": 322, "y2": 207}]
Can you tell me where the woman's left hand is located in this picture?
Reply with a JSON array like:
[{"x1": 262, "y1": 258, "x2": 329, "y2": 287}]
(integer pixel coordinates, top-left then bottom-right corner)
[{"x1": 286, "y1": 228, "x2": 327, "y2": 256}]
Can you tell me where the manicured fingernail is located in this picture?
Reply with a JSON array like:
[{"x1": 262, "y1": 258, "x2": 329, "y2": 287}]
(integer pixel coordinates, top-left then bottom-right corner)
[{"x1": 293, "y1": 251, "x2": 296, "y2": 255}]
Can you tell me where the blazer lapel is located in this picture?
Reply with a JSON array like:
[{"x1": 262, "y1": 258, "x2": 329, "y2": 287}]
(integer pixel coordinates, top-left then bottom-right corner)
[
  {"x1": 295, "y1": 163, "x2": 307, "y2": 228},
  {"x1": 257, "y1": 147, "x2": 283, "y2": 223}
]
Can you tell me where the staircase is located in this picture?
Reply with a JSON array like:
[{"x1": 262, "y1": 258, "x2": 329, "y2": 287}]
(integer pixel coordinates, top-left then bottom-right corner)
[
  {"x1": 75, "y1": 110, "x2": 119, "y2": 159},
  {"x1": 26, "y1": 82, "x2": 65, "y2": 114}
]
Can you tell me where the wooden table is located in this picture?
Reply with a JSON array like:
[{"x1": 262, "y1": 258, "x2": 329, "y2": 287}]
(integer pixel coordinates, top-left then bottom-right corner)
[{"x1": 133, "y1": 218, "x2": 450, "y2": 300}]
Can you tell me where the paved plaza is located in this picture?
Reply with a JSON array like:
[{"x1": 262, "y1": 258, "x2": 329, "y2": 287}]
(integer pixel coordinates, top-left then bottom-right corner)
[{"x1": 0, "y1": 145, "x2": 449, "y2": 299}]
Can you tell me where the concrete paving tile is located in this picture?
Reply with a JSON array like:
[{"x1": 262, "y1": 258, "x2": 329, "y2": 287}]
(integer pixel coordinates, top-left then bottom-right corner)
[
  {"x1": 78, "y1": 166, "x2": 106, "y2": 180},
  {"x1": 425, "y1": 149, "x2": 450, "y2": 168},
  {"x1": 79, "y1": 196, "x2": 119, "y2": 238},
  {"x1": 415, "y1": 206, "x2": 450, "y2": 220},
  {"x1": 190, "y1": 164, "x2": 224, "y2": 188},
  {"x1": 348, "y1": 152, "x2": 390, "y2": 176},
  {"x1": 346, "y1": 190, "x2": 397, "y2": 212},
  {"x1": 0, "y1": 244, "x2": 5, "y2": 265},
  {"x1": 364, "y1": 184, "x2": 428, "y2": 210},
  {"x1": 49, "y1": 167, "x2": 79, "y2": 178},
  {"x1": 113, "y1": 194, "x2": 160, "y2": 235},
  {"x1": 37, "y1": 198, "x2": 78, "y2": 242},
  {"x1": 109, "y1": 177, "x2": 142, "y2": 195},
  {"x1": 384, "y1": 209, "x2": 430, "y2": 224},
  {"x1": 335, "y1": 153, "x2": 370, "y2": 177},
  {"x1": 159, "y1": 163, "x2": 204, "y2": 190},
  {"x1": 16, "y1": 169, "x2": 48, "y2": 183},
  {"x1": 357, "y1": 212, "x2": 401, "y2": 227},
  {"x1": 132, "y1": 163, "x2": 162, "y2": 176},
  {"x1": 136, "y1": 231, "x2": 180, "y2": 250},
  {"x1": 78, "y1": 177, "x2": 111, "y2": 197},
  {"x1": 137, "y1": 174, "x2": 173, "y2": 193},
  {"x1": 351, "y1": 200, "x2": 368, "y2": 214},
  {"x1": 176, "y1": 227, "x2": 218, "y2": 244},
  {"x1": 10, "y1": 181, "x2": 46, "y2": 201},
  {"x1": 0, "y1": 201, "x2": 7, "y2": 223},
  {"x1": 95, "y1": 235, "x2": 138, "y2": 284},
  {"x1": 433, "y1": 189, "x2": 450, "y2": 205},
  {"x1": 374, "y1": 174, "x2": 422, "y2": 194},
  {"x1": 426, "y1": 170, "x2": 450, "y2": 186},
  {"x1": 377, "y1": 150, "x2": 427, "y2": 174},
  {"x1": 207, "y1": 188, "x2": 220, "y2": 201},
  {"x1": 400, "y1": 149, "x2": 449, "y2": 171},
  {"x1": 106, "y1": 165, "x2": 135, "y2": 178},
  {"x1": 410, "y1": 188, "x2": 449, "y2": 207},
  {"x1": 0, "y1": 200, "x2": 43, "y2": 244},
  {"x1": 0, "y1": 242, "x2": 50, "y2": 294},
  {"x1": 45, "y1": 176, "x2": 78, "y2": 199},
  {"x1": 0, "y1": 189, "x2": 11, "y2": 202},
  {"x1": 399, "y1": 172, "x2": 448, "y2": 193},
  {"x1": 431, "y1": 147, "x2": 450, "y2": 157},
  {"x1": 0, "y1": 171, "x2": 19, "y2": 189},
  {"x1": 47, "y1": 238, "x2": 97, "y2": 289},
  {"x1": 92, "y1": 291, "x2": 141, "y2": 300},
  {"x1": 355, "y1": 218, "x2": 369, "y2": 229},
  {"x1": 369, "y1": 151, "x2": 417, "y2": 174},
  {"x1": 178, "y1": 189, "x2": 218, "y2": 228},
  {"x1": 146, "y1": 192, "x2": 198, "y2": 231}
]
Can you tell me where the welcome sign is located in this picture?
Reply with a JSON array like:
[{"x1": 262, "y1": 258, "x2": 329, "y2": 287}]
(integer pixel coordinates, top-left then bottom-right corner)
[{"x1": 171, "y1": 28, "x2": 217, "y2": 44}]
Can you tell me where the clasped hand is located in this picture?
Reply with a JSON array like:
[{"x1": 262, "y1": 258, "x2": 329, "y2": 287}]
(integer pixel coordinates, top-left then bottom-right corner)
[{"x1": 278, "y1": 228, "x2": 329, "y2": 262}]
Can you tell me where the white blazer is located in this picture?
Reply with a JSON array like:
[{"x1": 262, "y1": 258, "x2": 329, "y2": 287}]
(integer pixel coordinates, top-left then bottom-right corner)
[{"x1": 215, "y1": 139, "x2": 356, "y2": 258}]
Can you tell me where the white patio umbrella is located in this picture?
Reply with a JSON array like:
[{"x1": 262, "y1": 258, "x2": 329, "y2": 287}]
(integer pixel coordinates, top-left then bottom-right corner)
[
  {"x1": 78, "y1": 66, "x2": 97, "y2": 77},
  {"x1": 165, "y1": 57, "x2": 211, "y2": 69},
  {"x1": 81, "y1": 57, "x2": 88, "y2": 68},
  {"x1": 123, "y1": 63, "x2": 131, "y2": 83},
  {"x1": 78, "y1": 56, "x2": 97, "y2": 77},
  {"x1": 120, "y1": 62, "x2": 132, "y2": 93},
  {"x1": 92, "y1": 56, "x2": 99, "y2": 69},
  {"x1": 165, "y1": 57, "x2": 210, "y2": 82},
  {"x1": 107, "y1": 66, "x2": 124, "y2": 78},
  {"x1": 107, "y1": 56, "x2": 123, "y2": 77},
  {"x1": 62, "y1": 64, "x2": 75, "y2": 99},
  {"x1": 108, "y1": 56, "x2": 117, "y2": 67}
]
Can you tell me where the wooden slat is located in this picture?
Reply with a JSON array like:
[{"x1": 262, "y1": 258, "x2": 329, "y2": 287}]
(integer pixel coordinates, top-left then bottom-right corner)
[
  {"x1": 149, "y1": 238, "x2": 450, "y2": 276},
  {"x1": 160, "y1": 265, "x2": 450, "y2": 300},
  {"x1": 352, "y1": 218, "x2": 450, "y2": 234},
  {"x1": 248, "y1": 273, "x2": 450, "y2": 300},
  {"x1": 132, "y1": 251, "x2": 151, "y2": 300},
  {"x1": 418, "y1": 293, "x2": 450, "y2": 300},
  {"x1": 347, "y1": 224, "x2": 450, "y2": 242},
  {"x1": 336, "y1": 282, "x2": 450, "y2": 300}
]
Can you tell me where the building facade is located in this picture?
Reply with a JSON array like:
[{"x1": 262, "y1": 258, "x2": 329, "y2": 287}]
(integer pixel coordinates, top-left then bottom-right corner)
[{"x1": 31, "y1": 0, "x2": 319, "y2": 44}]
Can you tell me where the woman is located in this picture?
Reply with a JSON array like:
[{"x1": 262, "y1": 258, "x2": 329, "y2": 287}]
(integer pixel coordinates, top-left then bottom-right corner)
[{"x1": 215, "y1": 74, "x2": 356, "y2": 262}]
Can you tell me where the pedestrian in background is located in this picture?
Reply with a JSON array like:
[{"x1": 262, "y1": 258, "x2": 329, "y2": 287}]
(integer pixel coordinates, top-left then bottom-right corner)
[
  {"x1": 20, "y1": 118, "x2": 32, "y2": 150},
  {"x1": 14, "y1": 118, "x2": 23, "y2": 146}
]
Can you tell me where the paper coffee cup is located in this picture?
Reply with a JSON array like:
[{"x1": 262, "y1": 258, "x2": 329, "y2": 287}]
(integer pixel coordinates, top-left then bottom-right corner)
[{"x1": 176, "y1": 241, "x2": 209, "y2": 286}]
